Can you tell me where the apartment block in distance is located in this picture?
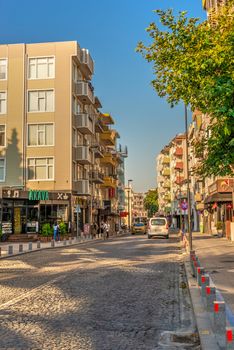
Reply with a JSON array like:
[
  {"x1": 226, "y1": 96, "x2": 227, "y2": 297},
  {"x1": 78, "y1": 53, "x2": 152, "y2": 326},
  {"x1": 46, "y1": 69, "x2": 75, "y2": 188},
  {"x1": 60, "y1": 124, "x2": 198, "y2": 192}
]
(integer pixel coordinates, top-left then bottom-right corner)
[{"x1": 0, "y1": 41, "x2": 126, "y2": 236}]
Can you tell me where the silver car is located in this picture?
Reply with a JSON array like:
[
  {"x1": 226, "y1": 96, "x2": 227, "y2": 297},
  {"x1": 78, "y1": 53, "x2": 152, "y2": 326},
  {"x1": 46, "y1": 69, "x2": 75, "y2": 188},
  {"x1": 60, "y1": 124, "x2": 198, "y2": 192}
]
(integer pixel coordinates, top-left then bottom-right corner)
[{"x1": 147, "y1": 217, "x2": 169, "y2": 239}]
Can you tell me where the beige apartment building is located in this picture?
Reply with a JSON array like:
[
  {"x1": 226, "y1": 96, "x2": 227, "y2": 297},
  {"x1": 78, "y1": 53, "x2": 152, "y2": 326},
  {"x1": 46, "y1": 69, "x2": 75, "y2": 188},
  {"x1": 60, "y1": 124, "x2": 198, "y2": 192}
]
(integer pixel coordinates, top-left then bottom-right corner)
[
  {"x1": 132, "y1": 192, "x2": 147, "y2": 218},
  {"x1": 156, "y1": 145, "x2": 171, "y2": 214},
  {"x1": 0, "y1": 41, "x2": 126, "y2": 236}
]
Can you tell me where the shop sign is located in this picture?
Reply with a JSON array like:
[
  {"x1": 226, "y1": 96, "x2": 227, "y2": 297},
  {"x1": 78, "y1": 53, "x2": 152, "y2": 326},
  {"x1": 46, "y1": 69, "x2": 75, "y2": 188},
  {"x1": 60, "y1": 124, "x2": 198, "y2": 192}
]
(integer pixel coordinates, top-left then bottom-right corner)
[
  {"x1": 29, "y1": 190, "x2": 49, "y2": 201},
  {"x1": 217, "y1": 179, "x2": 234, "y2": 193},
  {"x1": 208, "y1": 182, "x2": 218, "y2": 195}
]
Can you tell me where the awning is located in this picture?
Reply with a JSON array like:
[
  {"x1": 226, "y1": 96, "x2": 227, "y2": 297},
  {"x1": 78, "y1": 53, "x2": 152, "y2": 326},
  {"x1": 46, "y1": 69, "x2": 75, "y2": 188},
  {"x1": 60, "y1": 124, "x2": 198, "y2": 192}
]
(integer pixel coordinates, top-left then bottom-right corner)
[{"x1": 204, "y1": 193, "x2": 232, "y2": 204}]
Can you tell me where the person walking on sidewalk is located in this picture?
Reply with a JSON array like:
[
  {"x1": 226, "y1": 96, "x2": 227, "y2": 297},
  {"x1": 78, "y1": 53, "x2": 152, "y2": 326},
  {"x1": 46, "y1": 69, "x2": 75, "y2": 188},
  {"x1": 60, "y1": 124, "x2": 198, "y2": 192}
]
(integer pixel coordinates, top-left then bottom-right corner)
[
  {"x1": 53, "y1": 222, "x2": 59, "y2": 241},
  {"x1": 106, "y1": 221, "x2": 110, "y2": 239}
]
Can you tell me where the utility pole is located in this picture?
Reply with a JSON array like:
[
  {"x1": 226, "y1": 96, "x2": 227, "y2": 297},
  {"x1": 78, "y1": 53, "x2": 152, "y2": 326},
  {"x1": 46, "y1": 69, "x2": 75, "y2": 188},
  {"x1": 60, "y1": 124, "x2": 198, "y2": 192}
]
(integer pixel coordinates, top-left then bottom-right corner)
[
  {"x1": 127, "y1": 179, "x2": 133, "y2": 230},
  {"x1": 185, "y1": 104, "x2": 192, "y2": 251}
]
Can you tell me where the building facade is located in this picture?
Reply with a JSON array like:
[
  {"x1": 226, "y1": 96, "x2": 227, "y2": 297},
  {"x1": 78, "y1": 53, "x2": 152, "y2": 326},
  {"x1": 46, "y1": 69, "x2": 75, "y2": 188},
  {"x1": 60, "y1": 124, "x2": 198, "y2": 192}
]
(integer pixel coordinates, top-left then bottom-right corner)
[{"x1": 0, "y1": 41, "x2": 126, "y2": 236}]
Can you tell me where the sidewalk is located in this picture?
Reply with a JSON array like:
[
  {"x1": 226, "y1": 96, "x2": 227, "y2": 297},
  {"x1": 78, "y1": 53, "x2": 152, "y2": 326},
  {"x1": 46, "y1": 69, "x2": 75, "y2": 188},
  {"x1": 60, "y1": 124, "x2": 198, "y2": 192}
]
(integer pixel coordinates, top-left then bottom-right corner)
[{"x1": 191, "y1": 232, "x2": 234, "y2": 312}]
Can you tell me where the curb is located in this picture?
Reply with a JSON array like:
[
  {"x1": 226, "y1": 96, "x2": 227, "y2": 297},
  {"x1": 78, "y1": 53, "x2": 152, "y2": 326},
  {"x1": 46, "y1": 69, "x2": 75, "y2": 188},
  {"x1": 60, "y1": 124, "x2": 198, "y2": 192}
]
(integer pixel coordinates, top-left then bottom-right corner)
[
  {"x1": 0, "y1": 232, "x2": 128, "y2": 260},
  {"x1": 183, "y1": 255, "x2": 219, "y2": 349}
]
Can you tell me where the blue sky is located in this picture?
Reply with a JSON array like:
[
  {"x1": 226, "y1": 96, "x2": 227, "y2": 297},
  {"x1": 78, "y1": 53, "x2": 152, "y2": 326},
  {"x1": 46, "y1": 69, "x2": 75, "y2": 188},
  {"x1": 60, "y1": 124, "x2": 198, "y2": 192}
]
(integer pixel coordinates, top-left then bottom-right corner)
[{"x1": 1, "y1": 0, "x2": 206, "y2": 192}]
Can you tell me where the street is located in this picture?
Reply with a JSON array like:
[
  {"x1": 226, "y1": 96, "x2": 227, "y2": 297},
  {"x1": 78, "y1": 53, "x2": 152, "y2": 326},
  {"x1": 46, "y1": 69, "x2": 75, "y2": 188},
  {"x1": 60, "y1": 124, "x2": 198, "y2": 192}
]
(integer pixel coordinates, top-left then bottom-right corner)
[{"x1": 0, "y1": 234, "x2": 199, "y2": 350}]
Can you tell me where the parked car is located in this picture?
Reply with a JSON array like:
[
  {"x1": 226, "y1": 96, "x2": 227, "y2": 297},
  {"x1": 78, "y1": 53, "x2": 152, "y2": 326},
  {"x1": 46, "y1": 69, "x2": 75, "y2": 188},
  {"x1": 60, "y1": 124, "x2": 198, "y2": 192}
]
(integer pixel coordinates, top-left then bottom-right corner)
[
  {"x1": 147, "y1": 217, "x2": 169, "y2": 239},
  {"x1": 131, "y1": 222, "x2": 147, "y2": 235}
]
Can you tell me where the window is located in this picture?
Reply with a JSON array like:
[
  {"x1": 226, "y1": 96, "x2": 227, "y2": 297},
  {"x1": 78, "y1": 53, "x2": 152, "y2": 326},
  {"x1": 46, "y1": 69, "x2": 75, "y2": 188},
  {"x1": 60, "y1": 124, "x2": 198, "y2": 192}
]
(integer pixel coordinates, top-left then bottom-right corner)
[
  {"x1": 0, "y1": 158, "x2": 5, "y2": 181},
  {"x1": 0, "y1": 125, "x2": 5, "y2": 146},
  {"x1": 28, "y1": 124, "x2": 54, "y2": 146},
  {"x1": 0, "y1": 92, "x2": 6, "y2": 114},
  {"x1": 0, "y1": 59, "x2": 7, "y2": 80},
  {"x1": 28, "y1": 57, "x2": 55, "y2": 79},
  {"x1": 28, "y1": 90, "x2": 54, "y2": 112},
  {"x1": 28, "y1": 157, "x2": 54, "y2": 180}
]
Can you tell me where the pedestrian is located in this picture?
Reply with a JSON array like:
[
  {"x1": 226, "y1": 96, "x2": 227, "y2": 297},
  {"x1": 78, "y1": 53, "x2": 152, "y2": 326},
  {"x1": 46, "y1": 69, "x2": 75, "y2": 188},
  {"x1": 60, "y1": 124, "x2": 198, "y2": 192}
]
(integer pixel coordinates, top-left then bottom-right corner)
[
  {"x1": 53, "y1": 222, "x2": 59, "y2": 241},
  {"x1": 106, "y1": 221, "x2": 110, "y2": 239}
]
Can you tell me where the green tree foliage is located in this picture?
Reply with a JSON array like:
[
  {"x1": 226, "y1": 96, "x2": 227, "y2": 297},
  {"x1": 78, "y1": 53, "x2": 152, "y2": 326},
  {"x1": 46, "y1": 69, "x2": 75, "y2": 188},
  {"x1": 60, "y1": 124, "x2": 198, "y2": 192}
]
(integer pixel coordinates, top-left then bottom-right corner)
[
  {"x1": 137, "y1": 3, "x2": 234, "y2": 177},
  {"x1": 144, "y1": 189, "x2": 159, "y2": 217}
]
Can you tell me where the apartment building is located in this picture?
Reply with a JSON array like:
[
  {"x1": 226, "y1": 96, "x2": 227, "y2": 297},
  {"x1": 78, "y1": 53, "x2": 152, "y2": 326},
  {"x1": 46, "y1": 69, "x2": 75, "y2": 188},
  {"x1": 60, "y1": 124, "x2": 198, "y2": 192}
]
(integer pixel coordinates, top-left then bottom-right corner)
[
  {"x1": 189, "y1": 110, "x2": 233, "y2": 237},
  {"x1": 132, "y1": 192, "x2": 147, "y2": 218},
  {"x1": 0, "y1": 41, "x2": 125, "y2": 236},
  {"x1": 156, "y1": 145, "x2": 171, "y2": 214},
  {"x1": 156, "y1": 133, "x2": 190, "y2": 230}
]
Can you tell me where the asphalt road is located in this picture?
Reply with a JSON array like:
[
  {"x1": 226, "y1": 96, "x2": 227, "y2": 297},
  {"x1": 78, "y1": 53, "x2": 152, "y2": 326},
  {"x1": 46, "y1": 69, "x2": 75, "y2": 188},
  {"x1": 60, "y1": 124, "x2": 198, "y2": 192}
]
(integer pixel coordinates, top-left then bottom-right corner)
[{"x1": 0, "y1": 234, "x2": 199, "y2": 350}]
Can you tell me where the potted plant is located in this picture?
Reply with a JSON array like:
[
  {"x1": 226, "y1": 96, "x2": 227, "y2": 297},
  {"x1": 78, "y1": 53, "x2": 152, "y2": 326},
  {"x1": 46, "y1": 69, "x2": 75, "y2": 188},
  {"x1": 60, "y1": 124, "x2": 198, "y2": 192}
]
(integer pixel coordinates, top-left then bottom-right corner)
[
  {"x1": 216, "y1": 221, "x2": 223, "y2": 237},
  {"x1": 59, "y1": 222, "x2": 67, "y2": 239},
  {"x1": 40, "y1": 223, "x2": 53, "y2": 242}
]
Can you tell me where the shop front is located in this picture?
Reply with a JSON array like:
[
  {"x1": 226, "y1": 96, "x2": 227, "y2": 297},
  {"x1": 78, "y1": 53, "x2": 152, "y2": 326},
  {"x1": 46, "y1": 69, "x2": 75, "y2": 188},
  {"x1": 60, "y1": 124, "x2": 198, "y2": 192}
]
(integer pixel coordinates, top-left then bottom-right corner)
[
  {"x1": 204, "y1": 179, "x2": 233, "y2": 238},
  {"x1": 0, "y1": 188, "x2": 71, "y2": 236}
]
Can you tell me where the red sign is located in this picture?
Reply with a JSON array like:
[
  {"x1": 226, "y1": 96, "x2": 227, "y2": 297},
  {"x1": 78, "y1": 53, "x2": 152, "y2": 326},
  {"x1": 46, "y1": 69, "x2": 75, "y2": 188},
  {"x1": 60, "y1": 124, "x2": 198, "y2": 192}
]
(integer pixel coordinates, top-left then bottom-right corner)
[{"x1": 120, "y1": 211, "x2": 128, "y2": 217}]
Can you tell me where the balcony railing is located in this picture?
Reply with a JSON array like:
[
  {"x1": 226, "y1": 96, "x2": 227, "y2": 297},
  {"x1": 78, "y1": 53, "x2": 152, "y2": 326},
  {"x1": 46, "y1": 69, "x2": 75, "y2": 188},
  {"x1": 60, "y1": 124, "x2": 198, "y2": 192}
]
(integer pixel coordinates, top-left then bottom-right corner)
[
  {"x1": 175, "y1": 162, "x2": 183, "y2": 170},
  {"x1": 100, "y1": 130, "x2": 116, "y2": 146},
  {"x1": 90, "y1": 144, "x2": 104, "y2": 158},
  {"x1": 163, "y1": 182, "x2": 171, "y2": 189},
  {"x1": 175, "y1": 176, "x2": 184, "y2": 185},
  {"x1": 75, "y1": 114, "x2": 94, "y2": 135},
  {"x1": 162, "y1": 168, "x2": 170, "y2": 176},
  {"x1": 101, "y1": 176, "x2": 117, "y2": 189},
  {"x1": 76, "y1": 179, "x2": 90, "y2": 196},
  {"x1": 76, "y1": 81, "x2": 94, "y2": 105},
  {"x1": 80, "y1": 49, "x2": 94, "y2": 76},
  {"x1": 100, "y1": 153, "x2": 115, "y2": 166},
  {"x1": 162, "y1": 156, "x2": 170, "y2": 164},
  {"x1": 174, "y1": 147, "x2": 183, "y2": 156},
  {"x1": 75, "y1": 146, "x2": 92, "y2": 164},
  {"x1": 89, "y1": 171, "x2": 104, "y2": 184}
]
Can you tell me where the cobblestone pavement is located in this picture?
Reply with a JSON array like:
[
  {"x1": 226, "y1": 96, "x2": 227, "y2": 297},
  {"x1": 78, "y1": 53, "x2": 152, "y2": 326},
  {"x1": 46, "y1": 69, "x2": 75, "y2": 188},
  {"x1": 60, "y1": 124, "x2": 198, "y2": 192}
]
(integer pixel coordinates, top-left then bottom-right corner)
[{"x1": 0, "y1": 234, "x2": 199, "y2": 350}]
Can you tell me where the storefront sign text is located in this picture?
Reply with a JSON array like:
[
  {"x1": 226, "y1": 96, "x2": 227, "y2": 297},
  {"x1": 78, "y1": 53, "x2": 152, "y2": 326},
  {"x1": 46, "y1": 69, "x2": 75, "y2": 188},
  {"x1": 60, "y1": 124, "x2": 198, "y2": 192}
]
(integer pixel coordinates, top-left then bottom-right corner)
[{"x1": 29, "y1": 190, "x2": 49, "y2": 201}]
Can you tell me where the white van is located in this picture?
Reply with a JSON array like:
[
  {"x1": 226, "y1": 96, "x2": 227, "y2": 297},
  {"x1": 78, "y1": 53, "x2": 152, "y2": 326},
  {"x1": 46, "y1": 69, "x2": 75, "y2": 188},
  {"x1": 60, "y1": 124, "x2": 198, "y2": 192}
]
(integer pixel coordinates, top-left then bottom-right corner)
[{"x1": 147, "y1": 217, "x2": 169, "y2": 239}]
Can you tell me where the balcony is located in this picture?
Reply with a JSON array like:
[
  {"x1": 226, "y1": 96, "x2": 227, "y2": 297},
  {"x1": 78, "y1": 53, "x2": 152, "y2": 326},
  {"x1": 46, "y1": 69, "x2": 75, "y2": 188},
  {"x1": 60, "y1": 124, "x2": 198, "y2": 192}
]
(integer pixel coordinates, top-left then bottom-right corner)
[
  {"x1": 164, "y1": 194, "x2": 171, "y2": 201},
  {"x1": 163, "y1": 182, "x2": 171, "y2": 189},
  {"x1": 75, "y1": 146, "x2": 92, "y2": 164},
  {"x1": 80, "y1": 49, "x2": 94, "y2": 77},
  {"x1": 76, "y1": 179, "x2": 90, "y2": 196},
  {"x1": 100, "y1": 130, "x2": 116, "y2": 146},
  {"x1": 75, "y1": 114, "x2": 94, "y2": 135},
  {"x1": 175, "y1": 176, "x2": 184, "y2": 185},
  {"x1": 76, "y1": 81, "x2": 94, "y2": 105},
  {"x1": 100, "y1": 153, "x2": 115, "y2": 167},
  {"x1": 174, "y1": 147, "x2": 183, "y2": 156},
  {"x1": 89, "y1": 171, "x2": 104, "y2": 184},
  {"x1": 90, "y1": 144, "x2": 104, "y2": 158},
  {"x1": 162, "y1": 168, "x2": 170, "y2": 176},
  {"x1": 194, "y1": 193, "x2": 202, "y2": 202},
  {"x1": 175, "y1": 162, "x2": 183, "y2": 170},
  {"x1": 101, "y1": 176, "x2": 117, "y2": 189},
  {"x1": 162, "y1": 156, "x2": 170, "y2": 164}
]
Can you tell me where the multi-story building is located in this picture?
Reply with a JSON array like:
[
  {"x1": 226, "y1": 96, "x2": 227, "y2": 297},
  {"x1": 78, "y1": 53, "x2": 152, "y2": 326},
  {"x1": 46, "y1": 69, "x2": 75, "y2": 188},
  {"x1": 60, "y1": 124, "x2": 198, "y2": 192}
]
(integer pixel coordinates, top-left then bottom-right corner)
[
  {"x1": 0, "y1": 41, "x2": 126, "y2": 236},
  {"x1": 156, "y1": 145, "x2": 171, "y2": 214},
  {"x1": 132, "y1": 192, "x2": 147, "y2": 218}
]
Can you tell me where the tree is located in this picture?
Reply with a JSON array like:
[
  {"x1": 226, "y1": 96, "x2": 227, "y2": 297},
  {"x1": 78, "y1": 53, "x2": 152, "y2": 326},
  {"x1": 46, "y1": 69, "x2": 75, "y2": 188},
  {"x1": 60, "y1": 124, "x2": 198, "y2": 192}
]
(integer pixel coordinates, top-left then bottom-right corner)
[
  {"x1": 144, "y1": 189, "x2": 159, "y2": 217},
  {"x1": 136, "y1": 2, "x2": 234, "y2": 177}
]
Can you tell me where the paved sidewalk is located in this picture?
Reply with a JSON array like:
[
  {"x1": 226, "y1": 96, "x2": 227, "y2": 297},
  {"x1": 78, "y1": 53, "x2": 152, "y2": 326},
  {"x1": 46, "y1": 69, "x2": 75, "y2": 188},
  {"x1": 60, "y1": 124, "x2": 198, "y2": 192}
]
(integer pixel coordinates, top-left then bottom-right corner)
[{"x1": 191, "y1": 232, "x2": 234, "y2": 312}]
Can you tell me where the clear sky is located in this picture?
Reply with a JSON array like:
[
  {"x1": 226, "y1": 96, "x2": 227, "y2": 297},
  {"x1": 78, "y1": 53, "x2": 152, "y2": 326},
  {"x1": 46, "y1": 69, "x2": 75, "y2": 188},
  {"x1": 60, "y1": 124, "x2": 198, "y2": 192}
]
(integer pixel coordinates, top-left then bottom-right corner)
[{"x1": 0, "y1": 0, "x2": 206, "y2": 192}]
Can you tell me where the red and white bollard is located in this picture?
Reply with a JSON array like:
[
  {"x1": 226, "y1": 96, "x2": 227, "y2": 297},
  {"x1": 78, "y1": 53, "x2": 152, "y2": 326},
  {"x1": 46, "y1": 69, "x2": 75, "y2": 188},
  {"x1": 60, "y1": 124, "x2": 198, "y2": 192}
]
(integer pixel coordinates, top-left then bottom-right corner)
[
  {"x1": 197, "y1": 266, "x2": 205, "y2": 287},
  {"x1": 226, "y1": 327, "x2": 234, "y2": 349},
  {"x1": 201, "y1": 274, "x2": 210, "y2": 298},
  {"x1": 205, "y1": 286, "x2": 216, "y2": 313},
  {"x1": 213, "y1": 301, "x2": 226, "y2": 349}
]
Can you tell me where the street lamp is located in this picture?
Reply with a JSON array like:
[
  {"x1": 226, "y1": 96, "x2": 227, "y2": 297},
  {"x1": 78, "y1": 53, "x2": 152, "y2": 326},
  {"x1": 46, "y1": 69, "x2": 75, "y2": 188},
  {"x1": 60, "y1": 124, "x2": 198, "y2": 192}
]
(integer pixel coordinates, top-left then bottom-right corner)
[
  {"x1": 127, "y1": 179, "x2": 133, "y2": 230},
  {"x1": 184, "y1": 104, "x2": 192, "y2": 251}
]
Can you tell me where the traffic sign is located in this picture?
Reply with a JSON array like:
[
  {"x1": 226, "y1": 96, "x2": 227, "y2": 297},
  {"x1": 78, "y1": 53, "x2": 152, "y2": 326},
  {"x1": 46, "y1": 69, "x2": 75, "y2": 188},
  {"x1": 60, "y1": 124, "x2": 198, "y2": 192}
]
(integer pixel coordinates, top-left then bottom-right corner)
[{"x1": 180, "y1": 201, "x2": 188, "y2": 210}]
